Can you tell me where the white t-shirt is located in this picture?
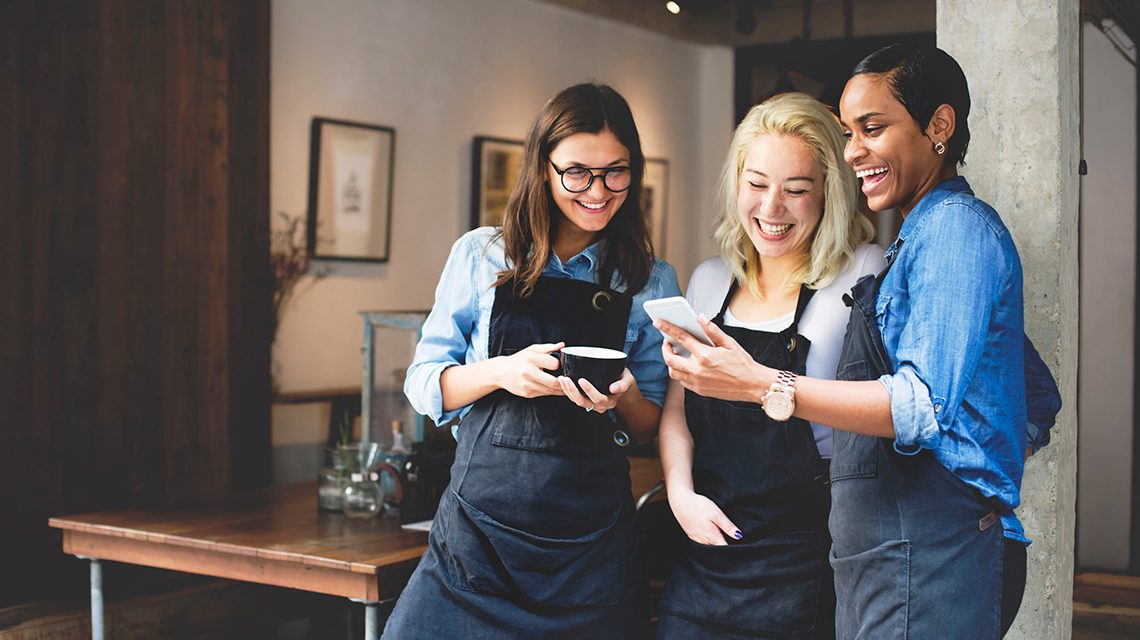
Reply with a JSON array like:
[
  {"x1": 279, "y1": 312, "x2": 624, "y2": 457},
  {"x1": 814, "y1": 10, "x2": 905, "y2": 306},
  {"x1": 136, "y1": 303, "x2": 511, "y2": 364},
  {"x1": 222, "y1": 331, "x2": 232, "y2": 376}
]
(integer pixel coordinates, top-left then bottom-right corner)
[{"x1": 684, "y1": 243, "x2": 887, "y2": 458}]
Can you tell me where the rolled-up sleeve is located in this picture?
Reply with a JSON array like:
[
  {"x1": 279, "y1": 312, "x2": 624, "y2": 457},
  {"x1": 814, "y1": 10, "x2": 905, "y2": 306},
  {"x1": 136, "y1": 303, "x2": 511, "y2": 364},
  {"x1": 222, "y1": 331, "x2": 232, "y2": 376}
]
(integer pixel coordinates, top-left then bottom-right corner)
[
  {"x1": 879, "y1": 368, "x2": 940, "y2": 454},
  {"x1": 880, "y1": 207, "x2": 1005, "y2": 455},
  {"x1": 626, "y1": 263, "x2": 681, "y2": 407},
  {"x1": 1023, "y1": 335, "x2": 1061, "y2": 452},
  {"x1": 404, "y1": 235, "x2": 480, "y2": 424}
]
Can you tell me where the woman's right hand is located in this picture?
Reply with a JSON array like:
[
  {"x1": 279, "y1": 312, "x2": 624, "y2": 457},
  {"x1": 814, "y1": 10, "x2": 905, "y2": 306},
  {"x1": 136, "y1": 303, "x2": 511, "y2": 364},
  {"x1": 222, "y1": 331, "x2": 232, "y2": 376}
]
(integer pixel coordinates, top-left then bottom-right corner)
[
  {"x1": 668, "y1": 489, "x2": 742, "y2": 546},
  {"x1": 494, "y1": 342, "x2": 566, "y2": 398}
]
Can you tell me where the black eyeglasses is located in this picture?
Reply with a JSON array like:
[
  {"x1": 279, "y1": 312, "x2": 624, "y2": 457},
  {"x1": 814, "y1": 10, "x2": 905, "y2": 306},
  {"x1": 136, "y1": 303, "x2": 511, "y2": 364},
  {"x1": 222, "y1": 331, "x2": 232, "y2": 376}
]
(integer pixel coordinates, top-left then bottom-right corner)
[{"x1": 549, "y1": 160, "x2": 633, "y2": 193}]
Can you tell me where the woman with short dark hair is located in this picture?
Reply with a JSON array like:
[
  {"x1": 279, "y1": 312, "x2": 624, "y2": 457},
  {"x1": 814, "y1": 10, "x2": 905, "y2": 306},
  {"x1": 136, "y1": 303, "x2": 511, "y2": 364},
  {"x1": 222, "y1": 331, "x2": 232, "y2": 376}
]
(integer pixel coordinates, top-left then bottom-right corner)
[{"x1": 656, "y1": 45, "x2": 1061, "y2": 638}]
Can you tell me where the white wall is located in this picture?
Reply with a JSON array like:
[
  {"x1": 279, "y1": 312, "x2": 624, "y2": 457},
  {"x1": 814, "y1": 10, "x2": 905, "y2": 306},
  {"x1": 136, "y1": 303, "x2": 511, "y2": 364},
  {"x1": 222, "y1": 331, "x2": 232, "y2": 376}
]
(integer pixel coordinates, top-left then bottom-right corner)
[
  {"x1": 270, "y1": 0, "x2": 732, "y2": 478},
  {"x1": 1078, "y1": 21, "x2": 1136, "y2": 571}
]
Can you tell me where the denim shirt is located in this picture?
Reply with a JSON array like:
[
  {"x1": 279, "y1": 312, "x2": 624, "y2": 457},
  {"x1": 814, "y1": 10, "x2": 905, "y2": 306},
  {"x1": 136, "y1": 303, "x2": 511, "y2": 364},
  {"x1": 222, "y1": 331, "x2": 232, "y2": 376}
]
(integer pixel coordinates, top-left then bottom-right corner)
[
  {"x1": 405, "y1": 227, "x2": 682, "y2": 426},
  {"x1": 877, "y1": 177, "x2": 1057, "y2": 543}
]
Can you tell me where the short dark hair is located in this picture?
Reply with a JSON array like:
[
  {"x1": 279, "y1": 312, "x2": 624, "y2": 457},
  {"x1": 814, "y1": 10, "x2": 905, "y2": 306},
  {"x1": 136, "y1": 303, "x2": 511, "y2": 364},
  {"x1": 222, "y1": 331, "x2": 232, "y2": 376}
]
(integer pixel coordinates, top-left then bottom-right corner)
[{"x1": 853, "y1": 44, "x2": 971, "y2": 166}]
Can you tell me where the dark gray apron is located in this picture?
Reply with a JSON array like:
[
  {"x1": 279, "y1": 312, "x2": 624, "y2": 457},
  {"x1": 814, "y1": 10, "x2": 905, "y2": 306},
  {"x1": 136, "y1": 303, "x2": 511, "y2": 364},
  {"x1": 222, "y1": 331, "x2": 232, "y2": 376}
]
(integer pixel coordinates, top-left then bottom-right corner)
[
  {"x1": 657, "y1": 283, "x2": 834, "y2": 640},
  {"x1": 382, "y1": 275, "x2": 642, "y2": 639},
  {"x1": 830, "y1": 257, "x2": 1005, "y2": 639}
]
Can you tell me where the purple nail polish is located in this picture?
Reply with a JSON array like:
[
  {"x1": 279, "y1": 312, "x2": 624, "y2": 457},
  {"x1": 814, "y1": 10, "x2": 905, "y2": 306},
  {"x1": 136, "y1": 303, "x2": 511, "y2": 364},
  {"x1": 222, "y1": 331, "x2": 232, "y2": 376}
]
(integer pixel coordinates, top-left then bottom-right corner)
[{"x1": 733, "y1": 530, "x2": 743, "y2": 540}]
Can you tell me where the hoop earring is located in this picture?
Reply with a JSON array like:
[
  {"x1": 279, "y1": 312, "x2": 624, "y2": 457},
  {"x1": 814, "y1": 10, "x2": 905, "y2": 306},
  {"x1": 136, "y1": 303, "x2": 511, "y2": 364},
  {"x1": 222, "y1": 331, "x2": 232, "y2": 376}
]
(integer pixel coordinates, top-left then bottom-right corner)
[{"x1": 934, "y1": 141, "x2": 947, "y2": 155}]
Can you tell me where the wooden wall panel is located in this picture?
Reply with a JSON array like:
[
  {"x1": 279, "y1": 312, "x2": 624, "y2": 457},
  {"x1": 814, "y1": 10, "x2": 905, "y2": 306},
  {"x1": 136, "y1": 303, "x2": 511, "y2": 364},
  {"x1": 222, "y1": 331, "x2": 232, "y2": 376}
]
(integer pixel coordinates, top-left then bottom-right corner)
[
  {"x1": 0, "y1": 0, "x2": 271, "y2": 606},
  {"x1": 94, "y1": 0, "x2": 167, "y2": 507},
  {"x1": 226, "y1": 0, "x2": 273, "y2": 491}
]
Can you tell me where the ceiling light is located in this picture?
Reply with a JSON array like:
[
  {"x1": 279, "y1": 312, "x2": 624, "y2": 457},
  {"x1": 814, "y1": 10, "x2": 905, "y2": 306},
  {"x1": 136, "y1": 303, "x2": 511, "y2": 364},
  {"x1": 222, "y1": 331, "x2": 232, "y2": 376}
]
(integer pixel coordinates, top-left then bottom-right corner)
[{"x1": 665, "y1": 1, "x2": 682, "y2": 15}]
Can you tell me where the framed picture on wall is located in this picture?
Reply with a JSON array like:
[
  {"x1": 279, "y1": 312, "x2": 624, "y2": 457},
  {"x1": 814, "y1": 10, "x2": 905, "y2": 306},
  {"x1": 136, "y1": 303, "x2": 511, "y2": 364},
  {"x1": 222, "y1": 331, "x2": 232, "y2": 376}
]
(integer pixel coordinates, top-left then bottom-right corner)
[
  {"x1": 471, "y1": 136, "x2": 524, "y2": 229},
  {"x1": 642, "y1": 158, "x2": 669, "y2": 259},
  {"x1": 307, "y1": 117, "x2": 395, "y2": 262}
]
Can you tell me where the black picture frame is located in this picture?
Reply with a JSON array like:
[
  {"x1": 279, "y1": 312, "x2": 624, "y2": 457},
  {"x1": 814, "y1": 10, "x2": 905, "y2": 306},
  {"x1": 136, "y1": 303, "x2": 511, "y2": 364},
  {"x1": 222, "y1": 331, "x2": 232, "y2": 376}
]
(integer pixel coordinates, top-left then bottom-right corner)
[
  {"x1": 307, "y1": 117, "x2": 395, "y2": 262},
  {"x1": 642, "y1": 158, "x2": 669, "y2": 259},
  {"x1": 470, "y1": 136, "x2": 524, "y2": 229}
]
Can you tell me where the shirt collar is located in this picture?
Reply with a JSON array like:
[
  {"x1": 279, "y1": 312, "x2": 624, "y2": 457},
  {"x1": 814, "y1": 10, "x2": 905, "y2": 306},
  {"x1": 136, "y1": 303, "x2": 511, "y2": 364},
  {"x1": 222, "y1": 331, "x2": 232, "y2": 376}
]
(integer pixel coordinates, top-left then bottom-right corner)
[
  {"x1": 885, "y1": 176, "x2": 974, "y2": 262},
  {"x1": 549, "y1": 238, "x2": 605, "y2": 271},
  {"x1": 896, "y1": 176, "x2": 973, "y2": 243}
]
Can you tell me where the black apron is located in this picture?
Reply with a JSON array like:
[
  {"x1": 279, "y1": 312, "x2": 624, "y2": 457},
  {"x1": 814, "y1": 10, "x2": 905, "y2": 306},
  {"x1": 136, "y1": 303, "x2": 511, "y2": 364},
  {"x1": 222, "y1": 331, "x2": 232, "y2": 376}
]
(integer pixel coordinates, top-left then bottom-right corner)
[
  {"x1": 383, "y1": 276, "x2": 643, "y2": 640},
  {"x1": 829, "y1": 253, "x2": 1005, "y2": 639},
  {"x1": 657, "y1": 282, "x2": 835, "y2": 640}
]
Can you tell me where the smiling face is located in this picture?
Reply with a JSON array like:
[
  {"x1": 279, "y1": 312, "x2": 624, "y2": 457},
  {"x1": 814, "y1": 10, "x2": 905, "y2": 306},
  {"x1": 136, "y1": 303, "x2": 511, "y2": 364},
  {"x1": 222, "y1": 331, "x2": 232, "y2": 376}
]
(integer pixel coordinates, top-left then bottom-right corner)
[
  {"x1": 546, "y1": 129, "x2": 631, "y2": 240},
  {"x1": 737, "y1": 133, "x2": 824, "y2": 264},
  {"x1": 839, "y1": 73, "x2": 950, "y2": 215}
]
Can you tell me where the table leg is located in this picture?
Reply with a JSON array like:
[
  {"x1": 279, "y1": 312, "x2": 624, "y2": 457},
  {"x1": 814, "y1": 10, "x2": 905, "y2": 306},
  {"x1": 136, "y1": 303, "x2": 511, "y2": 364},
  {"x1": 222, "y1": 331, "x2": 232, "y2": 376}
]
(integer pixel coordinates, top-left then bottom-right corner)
[
  {"x1": 76, "y1": 555, "x2": 104, "y2": 640},
  {"x1": 350, "y1": 598, "x2": 380, "y2": 640}
]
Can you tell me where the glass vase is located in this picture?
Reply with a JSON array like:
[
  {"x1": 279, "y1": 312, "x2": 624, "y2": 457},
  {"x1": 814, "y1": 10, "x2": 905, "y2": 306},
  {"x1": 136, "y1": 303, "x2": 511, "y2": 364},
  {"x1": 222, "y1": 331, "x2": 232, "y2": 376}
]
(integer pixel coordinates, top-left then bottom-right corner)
[{"x1": 342, "y1": 472, "x2": 384, "y2": 519}]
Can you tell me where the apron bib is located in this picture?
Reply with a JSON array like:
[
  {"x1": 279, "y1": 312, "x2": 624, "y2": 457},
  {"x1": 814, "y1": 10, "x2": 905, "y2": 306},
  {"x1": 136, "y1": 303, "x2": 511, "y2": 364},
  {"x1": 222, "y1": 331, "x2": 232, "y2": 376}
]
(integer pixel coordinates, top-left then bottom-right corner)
[
  {"x1": 829, "y1": 251, "x2": 1005, "y2": 640},
  {"x1": 658, "y1": 283, "x2": 834, "y2": 640},
  {"x1": 383, "y1": 276, "x2": 643, "y2": 640}
]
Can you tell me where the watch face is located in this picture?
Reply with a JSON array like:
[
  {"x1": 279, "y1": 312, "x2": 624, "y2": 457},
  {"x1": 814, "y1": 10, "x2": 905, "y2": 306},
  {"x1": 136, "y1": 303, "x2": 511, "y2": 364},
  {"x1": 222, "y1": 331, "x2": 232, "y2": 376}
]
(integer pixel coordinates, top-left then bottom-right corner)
[{"x1": 764, "y1": 391, "x2": 795, "y2": 421}]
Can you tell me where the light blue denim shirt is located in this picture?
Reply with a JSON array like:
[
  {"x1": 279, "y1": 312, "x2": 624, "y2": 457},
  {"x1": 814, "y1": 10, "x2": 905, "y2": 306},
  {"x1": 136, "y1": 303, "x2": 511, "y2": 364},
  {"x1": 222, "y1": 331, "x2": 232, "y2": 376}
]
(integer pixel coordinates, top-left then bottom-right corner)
[
  {"x1": 876, "y1": 177, "x2": 1033, "y2": 542},
  {"x1": 405, "y1": 226, "x2": 681, "y2": 427}
]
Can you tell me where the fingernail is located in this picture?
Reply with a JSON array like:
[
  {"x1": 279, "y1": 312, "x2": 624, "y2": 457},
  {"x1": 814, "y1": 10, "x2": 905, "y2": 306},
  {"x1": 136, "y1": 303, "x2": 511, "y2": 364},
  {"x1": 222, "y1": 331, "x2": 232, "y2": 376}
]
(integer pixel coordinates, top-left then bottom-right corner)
[{"x1": 733, "y1": 530, "x2": 743, "y2": 539}]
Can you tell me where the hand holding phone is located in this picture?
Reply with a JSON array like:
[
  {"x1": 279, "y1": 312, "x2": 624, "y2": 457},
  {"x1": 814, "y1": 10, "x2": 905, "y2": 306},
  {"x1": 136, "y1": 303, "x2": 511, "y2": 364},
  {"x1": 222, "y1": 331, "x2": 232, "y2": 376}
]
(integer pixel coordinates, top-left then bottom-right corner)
[{"x1": 643, "y1": 296, "x2": 714, "y2": 357}]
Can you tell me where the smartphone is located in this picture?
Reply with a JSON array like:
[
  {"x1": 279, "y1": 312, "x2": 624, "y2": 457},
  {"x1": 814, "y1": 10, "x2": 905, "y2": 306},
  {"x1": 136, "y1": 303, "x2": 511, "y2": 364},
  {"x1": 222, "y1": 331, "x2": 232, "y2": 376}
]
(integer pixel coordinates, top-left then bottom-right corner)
[{"x1": 643, "y1": 296, "x2": 714, "y2": 357}]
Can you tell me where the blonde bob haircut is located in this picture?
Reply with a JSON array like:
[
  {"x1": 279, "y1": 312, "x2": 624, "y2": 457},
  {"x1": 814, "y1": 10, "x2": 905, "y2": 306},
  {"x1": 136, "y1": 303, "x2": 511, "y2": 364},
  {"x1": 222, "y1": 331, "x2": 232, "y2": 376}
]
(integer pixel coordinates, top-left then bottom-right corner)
[{"x1": 714, "y1": 92, "x2": 874, "y2": 295}]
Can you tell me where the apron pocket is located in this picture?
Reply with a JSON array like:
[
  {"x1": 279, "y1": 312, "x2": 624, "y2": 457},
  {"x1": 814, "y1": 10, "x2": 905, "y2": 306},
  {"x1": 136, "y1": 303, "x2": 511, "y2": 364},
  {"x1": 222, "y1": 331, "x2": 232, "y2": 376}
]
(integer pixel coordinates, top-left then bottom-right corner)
[
  {"x1": 831, "y1": 363, "x2": 880, "y2": 481},
  {"x1": 491, "y1": 395, "x2": 603, "y2": 457},
  {"x1": 830, "y1": 539, "x2": 910, "y2": 640},
  {"x1": 438, "y1": 490, "x2": 631, "y2": 608},
  {"x1": 837, "y1": 359, "x2": 870, "y2": 382},
  {"x1": 830, "y1": 429, "x2": 879, "y2": 481},
  {"x1": 663, "y1": 531, "x2": 826, "y2": 637}
]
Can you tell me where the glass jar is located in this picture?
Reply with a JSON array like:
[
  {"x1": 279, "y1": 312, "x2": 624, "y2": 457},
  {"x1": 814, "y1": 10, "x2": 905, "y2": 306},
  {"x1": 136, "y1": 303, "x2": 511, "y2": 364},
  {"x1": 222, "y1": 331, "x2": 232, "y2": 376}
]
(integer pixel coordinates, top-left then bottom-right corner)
[
  {"x1": 342, "y1": 472, "x2": 384, "y2": 519},
  {"x1": 317, "y1": 466, "x2": 347, "y2": 511}
]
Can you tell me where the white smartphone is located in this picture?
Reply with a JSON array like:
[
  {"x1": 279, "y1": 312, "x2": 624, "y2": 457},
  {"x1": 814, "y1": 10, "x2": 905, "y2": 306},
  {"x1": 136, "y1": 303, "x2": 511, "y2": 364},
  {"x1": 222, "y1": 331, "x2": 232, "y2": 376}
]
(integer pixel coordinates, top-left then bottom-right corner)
[{"x1": 643, "y1": 296, "x2": 714, "y2": 357}]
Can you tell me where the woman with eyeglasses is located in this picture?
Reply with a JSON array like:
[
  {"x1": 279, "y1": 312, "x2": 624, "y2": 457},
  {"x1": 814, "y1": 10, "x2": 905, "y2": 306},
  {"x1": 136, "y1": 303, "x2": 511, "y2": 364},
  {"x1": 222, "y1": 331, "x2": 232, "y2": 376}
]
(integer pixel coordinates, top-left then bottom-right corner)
[
  {"x1": 656, "y1": 45, "x2": 1061, "y2": 638},
  {"x1": 655, "y1": 92, "x2": 884, "y2": 639},
  {"x1": 382, "y1": 83, "x2": 680, "y2": 639}
]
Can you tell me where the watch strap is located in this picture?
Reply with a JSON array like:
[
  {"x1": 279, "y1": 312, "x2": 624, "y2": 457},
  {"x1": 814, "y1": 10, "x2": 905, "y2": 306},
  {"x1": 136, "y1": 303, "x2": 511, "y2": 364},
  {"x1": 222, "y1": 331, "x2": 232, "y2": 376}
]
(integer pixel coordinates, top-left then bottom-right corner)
[{"x1": 775, "y1": 369, "x2": 797, "y2": 392}]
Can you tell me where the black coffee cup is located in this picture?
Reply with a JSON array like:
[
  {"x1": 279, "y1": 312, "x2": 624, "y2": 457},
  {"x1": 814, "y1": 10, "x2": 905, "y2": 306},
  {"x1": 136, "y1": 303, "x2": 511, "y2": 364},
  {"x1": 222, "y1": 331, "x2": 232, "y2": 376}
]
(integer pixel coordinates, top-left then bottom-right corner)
[{"x1": 560, "y1": 346, "x2": 628, "y2": 395}]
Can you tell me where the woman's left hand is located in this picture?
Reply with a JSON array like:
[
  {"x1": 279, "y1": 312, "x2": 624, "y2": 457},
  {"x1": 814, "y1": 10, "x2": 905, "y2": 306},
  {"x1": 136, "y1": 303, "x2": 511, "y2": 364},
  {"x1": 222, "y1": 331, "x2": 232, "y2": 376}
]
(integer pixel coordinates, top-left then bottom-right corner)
[{"x1": 558, "y1": 368, "x2": 637, "y2": 414}]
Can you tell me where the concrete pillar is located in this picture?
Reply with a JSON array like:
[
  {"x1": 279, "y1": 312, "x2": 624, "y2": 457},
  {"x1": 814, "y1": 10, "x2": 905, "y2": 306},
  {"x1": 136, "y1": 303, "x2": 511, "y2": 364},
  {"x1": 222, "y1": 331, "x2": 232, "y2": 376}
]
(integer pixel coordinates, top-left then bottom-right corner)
[{"x1": 937, "y1": 2, "x2": 1080, "y2": 639}]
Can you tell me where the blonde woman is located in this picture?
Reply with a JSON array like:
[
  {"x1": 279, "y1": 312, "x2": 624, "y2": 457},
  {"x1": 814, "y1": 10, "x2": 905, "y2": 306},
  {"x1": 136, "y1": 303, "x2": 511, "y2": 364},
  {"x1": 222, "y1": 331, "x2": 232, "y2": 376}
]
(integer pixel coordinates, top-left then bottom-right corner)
[{"x1": 656, "y1": 92, "x2": 883, "y2": 639}]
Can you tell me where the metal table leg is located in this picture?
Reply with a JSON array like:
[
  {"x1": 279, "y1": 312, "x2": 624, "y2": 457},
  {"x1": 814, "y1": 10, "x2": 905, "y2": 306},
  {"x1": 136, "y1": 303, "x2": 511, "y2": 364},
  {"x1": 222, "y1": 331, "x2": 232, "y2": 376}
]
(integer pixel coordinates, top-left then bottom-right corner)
[
  {"x1": 350, "y1": 598, "x2": 380, "y2": 640},
  {"x1": 76, "y1": 555, "x2": 104, "y2": 640}
]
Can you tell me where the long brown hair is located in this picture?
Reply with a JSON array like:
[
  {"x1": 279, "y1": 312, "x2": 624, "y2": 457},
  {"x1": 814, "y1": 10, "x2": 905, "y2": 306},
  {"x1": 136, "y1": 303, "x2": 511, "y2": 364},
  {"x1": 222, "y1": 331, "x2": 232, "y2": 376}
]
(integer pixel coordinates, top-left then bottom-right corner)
[{"x1": 493, "y1": 83, "x2": 654, "y2": 298}]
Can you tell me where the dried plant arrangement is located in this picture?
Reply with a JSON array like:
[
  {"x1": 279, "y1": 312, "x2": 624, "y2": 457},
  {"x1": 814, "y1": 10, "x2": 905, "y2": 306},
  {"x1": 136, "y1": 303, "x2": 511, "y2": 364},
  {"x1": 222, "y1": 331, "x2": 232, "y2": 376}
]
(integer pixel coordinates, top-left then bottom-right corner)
[{"x1": 271, "y1": 211, "x2": 330, "y2": 333}]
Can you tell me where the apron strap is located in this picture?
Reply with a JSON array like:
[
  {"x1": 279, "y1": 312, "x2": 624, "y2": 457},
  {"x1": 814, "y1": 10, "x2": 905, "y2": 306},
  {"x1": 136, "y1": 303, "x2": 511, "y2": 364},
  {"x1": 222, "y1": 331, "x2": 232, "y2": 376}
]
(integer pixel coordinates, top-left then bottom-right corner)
[
  {"x1": 713, "y1": 278, "x2": 816, "y2": 334},
  {"x1": 787, "y1": 284, "x2": 816, "y2": 333},
  {"x1": 878, "y1": 238, "x2": 904, "y2": 281},
  {"x1": 713, "y1": 278, "x2": 738, "y2": 323},
  {"x1": 845, "y1": 242, "x2": 903, "y2": 309}
]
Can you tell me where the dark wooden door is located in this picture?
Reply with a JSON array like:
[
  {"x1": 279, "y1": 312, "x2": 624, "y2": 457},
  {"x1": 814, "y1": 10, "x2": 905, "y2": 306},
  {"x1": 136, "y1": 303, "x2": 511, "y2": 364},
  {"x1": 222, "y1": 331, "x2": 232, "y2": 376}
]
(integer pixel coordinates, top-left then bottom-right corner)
[{"x1": 0, "y1": 0, "x2": 271, "y2": 605}]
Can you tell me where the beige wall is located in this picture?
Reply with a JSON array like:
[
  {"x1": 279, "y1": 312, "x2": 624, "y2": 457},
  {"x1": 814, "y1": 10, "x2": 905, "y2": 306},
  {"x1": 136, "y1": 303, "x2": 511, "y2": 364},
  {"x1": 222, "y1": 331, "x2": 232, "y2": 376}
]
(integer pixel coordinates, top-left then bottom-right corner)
[
  {"x1": 270, "y1": 0, "x2": 733, "y2": 478},
  {"x1": 1079, "y1": 21, "x2": 1136, "y2": 571}
]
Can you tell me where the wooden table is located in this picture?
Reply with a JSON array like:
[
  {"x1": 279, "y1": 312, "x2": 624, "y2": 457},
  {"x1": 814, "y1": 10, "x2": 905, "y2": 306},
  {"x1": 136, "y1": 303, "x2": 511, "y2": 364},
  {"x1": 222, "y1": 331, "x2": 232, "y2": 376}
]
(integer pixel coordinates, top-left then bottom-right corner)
[{"x1": 49, "y1": 456, "x2": 663, "y2": 640}]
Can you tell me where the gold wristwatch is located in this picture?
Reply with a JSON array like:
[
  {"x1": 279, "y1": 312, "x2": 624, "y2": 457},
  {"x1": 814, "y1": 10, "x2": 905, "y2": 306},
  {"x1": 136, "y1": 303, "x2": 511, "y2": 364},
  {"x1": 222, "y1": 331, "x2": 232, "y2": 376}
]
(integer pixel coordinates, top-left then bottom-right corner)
[{"x1": 761, "y1": 369, "x2": 797, "y2": 422}]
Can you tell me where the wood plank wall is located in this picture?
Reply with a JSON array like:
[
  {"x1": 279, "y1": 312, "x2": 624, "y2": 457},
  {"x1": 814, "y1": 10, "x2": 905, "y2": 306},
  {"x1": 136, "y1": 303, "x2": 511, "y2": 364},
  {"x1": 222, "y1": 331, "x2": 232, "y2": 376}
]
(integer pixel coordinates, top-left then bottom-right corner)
[{"x1": 0, "y1": 0, "x2": 271, "y2": 606}]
